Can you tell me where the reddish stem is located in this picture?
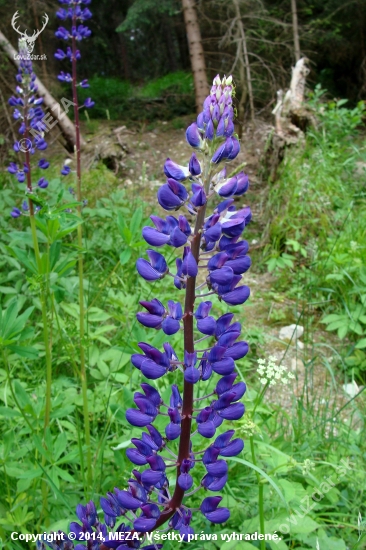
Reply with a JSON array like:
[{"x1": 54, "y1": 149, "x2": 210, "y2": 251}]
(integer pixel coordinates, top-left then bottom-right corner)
[
  {"x1": 71, "y1": 17, "x2": 82, "y2": 199},
  {"x1": 153, "y1": 204, "x2": 207, "y2": 528}
]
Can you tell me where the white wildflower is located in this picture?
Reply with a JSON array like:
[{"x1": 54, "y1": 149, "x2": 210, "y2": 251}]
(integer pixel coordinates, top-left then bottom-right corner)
[{"x1": 256, "y1": 356, "x2": 295, "y2": 387}]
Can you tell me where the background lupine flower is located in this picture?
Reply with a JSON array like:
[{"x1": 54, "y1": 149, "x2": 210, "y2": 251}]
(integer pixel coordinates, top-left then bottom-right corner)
[
  {"x1": 55, "y1": 0, "x2": 94, "y2": 108},
  {"x1": 7, "y1": 40, "x2": 50, "y2": 217},
  {"x1": 40, "y1": 75, "x2": 252, "y2": 547}
]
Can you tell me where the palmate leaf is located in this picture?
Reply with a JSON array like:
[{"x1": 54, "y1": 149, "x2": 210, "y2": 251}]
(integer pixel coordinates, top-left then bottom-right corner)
[{"x1": 0, "y1": 300, "x2": 34, "y2": 342}]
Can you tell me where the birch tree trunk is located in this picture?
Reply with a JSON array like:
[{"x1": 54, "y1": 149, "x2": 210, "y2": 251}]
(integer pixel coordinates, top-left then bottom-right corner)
[
  {"x1": 181, "y1": 0, "x2": 209, "y2": 113},
  {"x1": 0, "y1": 29, "x2": 84, "y2": 149},
  {"x1": 291, "y1": 0, "x2": 301, "y2": 62}
]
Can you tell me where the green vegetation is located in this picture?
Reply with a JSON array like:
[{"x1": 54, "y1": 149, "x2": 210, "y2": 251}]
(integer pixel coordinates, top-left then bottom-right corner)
[{"x1": 76, "y1": 72, "x2": 195, "y2": 121}]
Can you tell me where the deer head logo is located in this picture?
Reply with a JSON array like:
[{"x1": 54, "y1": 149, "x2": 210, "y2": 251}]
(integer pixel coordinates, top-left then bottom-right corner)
[{"x1": 11, "y1": 11, "x2": 49, "y2": 54}]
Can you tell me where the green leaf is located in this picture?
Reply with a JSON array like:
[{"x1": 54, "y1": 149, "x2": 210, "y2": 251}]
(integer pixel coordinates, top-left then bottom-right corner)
[
  {"x1": 130, "y1": 206, "x2": 143, "y2": 236},
  {"x1": 120, "y1": 248, "x2": 132, "y2": 265},
  {"x1": 355, "y1": 338, "x2": 366, "y2": 349},
  {"x1": 228, "y1": 457, "x2": 289, "y2": 511},
  {"x1": 338, "y1": 325, "x2": 348, "y2": 339},
  {"x1": 7, "y1": 345, "x2": 39, "y2": 358},
  {"x1": 0, "y1": 286, "x2": 18, "y2": 294},
  {"x1": 88, "y1": 307, "x2": 111, "y2": 322},
  {"x1": 13, "y1": 380, "x2": 34, "y2": 413},
  {"x1": 0, "y1": 406, "x2": 21, "y2": 418}
]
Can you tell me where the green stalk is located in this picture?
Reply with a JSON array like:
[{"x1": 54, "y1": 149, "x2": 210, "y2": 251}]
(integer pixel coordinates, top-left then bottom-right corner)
[
  {"x1": 250, "y1": 436, "x2": 265, "y2": 550},
  {"x1": 71, "y1": 19, "x2": 92, "y2": 491}
]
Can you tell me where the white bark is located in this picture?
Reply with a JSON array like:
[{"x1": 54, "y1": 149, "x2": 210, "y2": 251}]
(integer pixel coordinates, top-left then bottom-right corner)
[{"x1": 291, "y1": 0, "x2": 301, "y2": 62}]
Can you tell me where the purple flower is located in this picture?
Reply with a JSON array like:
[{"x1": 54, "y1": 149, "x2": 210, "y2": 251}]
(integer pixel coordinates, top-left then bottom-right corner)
[
  {"x1": 11, "y1": 207, "x2": 21, "y2": 218},
  {"x1": 189, "y1": 153, "x2": 201, "y2": 175},
  {"x1": 61, "y1": 165, "x2": 71, "y2": 176},
  {"x1": 200, "y1": 496, "x2": 230, "y2": 523},
  {"x1": 37, "y1": 177, "x2": 48, "y2": 189},
  {"x1": 84, "y1": 97, "x2": 95, "y2": 108},
  {"x1": 157, "y1": 178, "x2": 188, "y2": 211},
  {"x1": 38, "y1": 159, "x2": 50, "y2": 169},
  {"x1": 186, "y1": 122, "x2": 203, "y2": 148},
  {"x1": 136, "y1": 250, "x2": 168, "y2": 281},
  {"x1": 164, "y1": 158, "x2": 189, "y2": 181}
]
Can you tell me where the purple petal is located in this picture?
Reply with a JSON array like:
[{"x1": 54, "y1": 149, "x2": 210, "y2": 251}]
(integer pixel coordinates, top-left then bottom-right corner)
[
  {"x1": 157, "y1": 184, "x2": 185, "y2": 210},
  {"x1": 205, "y1": 508, "x2": 230, "y2": 523},
  {"x1": 198, "y1": 421, "x2": 216, "y2": 438},
  {"x1": 207, "y1": 252, "x2": 228, "y2": 270},
  {"x1": 162, "y1": 317, "x2": 180, "y2": 335},
  {"x1": 189, "y1": 153, "x2": 201, "y2": 175},
  {"x1": 164, "y1": 158, "x2": 189, "y2": 181},
  {"x1": 221, "y1": 218, "x2": 245, "y2": 238},
  {"x1": 209, "y1": 266, "x2": 234, "y2": 285},
  {"x1": 140, "y1": 298, "x2": 165, "y2": 316},
  {"x1": 202, "y1": 473, "x2": 228, "y2": 491},
  {"x1": 217, "y1": 177, "x2": 238, "y2": 197},
  {"x1": 219, "y1": 438, "x2": 244, "y2": 457},
  {"x1": 170, "y1": 226, "x2": 188, "y2": 247},
  {"x1": 126, "y1": 449, "x2": 148, "y2": 466},
  {"x1": 184, "y1": 367, "x2": 200, "y2": 384},
  {"x1": 165, "y1": 423, "x2": 181, "y2": 440},
  {"x1": 200, "y1": 496, "x2": 222, "y2": 513},
  {"x1": 178, "y1": 473, "x2": 193, "y2": 490},
  {"x1": 182, "y1": 251, "x2": 198, "y2": 277},
  {"x1": 211, "y1": 358, "x2": 235, "y2": 376},
  {"x1": 186, "y1": 123, "x2": 202, "y2": 148},
  {"x1": 140, "y1": 359, "x2": 167, "y2": 379},
  {"x1": 224, "y1": 341, "x2": 249, "y2": 360},
  {"x1": 218, "y1": 402, "x2": 245, "y2": 420},
  {"x1": 227, "y1": 137, "x2": 240, "y2": 160},
  {"x1": 235, "y1": 172, "x2": 249, "y2": 195},
  {"x1": 136, "y1": 312, "x2": 163, "y2": 329},
  {"x1": 197, "y1": 316, "x2": 216, "y2": 336},
  {"x1": 142, "y1": 227, "x2": 170, "y2": 246},
  {"x1": 126, "y1": 409, "x2": 154, "y2": 427},
  {"x1": 115, "y1": 491, "x2": 143, "y2": 510},
  {"x1": 222, "y1": 286, "x2": 250, "y2": 305},
  {"x1": 225, "y1": 256, "x2": 251, "y2": 274},
  {"x1": 136, "y1": 259, "x2": 161, "y2": 281},
  {"x1": 206, "y1": 460, "x2": 228, "y2": 476},
  {"x1": 141, "y1": 470, "x2": 164, "y2": 486}
]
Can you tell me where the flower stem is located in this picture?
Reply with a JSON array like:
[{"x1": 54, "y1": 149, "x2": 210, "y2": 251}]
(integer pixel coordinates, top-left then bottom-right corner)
[
  {"x1": 71, "y1": 23, "x2": 92, "y2": 492},
  {"x1": 154, "y1": 157, "x2": 211, "y2": 529},
  {"x1": 26, "y1": 151, "x2": 52, "y2": 434},
  {"x1": 250, "y1": 436, "x2": 265, "y2": 550}
]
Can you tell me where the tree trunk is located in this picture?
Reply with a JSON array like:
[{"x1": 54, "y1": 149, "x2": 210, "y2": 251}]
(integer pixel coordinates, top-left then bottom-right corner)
[
  {"x1": 181, "y1": 0, "x2": 209, "y2": 113},
  {"x1": 0, "y1": 30, "x2": 84, "y2": 150},
  {"x1": 291, "y1": 0, "x2": 301, "y2": 62},
  {"x1": 234, "y1": 0, "x2": 255, "y2": 123}
]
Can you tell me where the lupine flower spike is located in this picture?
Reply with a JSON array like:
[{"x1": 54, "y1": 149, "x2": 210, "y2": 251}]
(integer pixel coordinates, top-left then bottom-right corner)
[
  {"x1": 38, "y1": 75, "x2": 251, "y2": 549},
  {"x1": 8, "y1": 40, "x2": 50, "y2": 217}
]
